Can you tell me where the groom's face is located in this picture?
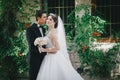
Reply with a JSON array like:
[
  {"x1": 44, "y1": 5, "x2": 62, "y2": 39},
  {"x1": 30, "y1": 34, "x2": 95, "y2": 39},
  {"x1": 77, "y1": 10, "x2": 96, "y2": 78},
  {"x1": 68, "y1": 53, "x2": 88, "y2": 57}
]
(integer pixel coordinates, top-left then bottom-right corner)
[{"x1": 38, "y1": 13, "x2": 47, "y2": 25}]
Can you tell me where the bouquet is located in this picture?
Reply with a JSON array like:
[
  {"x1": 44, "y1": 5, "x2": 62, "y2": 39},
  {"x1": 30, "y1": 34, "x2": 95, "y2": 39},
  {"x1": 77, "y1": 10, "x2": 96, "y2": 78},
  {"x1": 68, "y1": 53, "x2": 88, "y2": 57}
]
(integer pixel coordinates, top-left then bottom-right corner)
[{"x1": 34, "y1": 37, "x2": 47, "y2": 47}]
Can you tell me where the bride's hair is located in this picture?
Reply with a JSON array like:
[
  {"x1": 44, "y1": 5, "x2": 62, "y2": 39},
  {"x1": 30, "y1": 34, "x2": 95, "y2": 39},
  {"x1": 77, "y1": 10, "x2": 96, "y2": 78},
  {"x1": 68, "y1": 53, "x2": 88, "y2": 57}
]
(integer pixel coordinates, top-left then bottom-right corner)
[
  {"x1": 49, "y1": 13, "x2": 58, "y2": 28},
  {"x1": 49, "y1": 14, "x2": 71, "y2": 62}
]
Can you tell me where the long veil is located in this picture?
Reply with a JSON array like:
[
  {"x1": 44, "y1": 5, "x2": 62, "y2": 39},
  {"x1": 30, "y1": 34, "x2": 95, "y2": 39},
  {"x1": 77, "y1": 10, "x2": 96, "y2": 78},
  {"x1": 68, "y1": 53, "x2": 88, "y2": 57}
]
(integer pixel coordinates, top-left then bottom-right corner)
[{"x1": 57, "y1": 16, "x2": 71, "y2": 62}]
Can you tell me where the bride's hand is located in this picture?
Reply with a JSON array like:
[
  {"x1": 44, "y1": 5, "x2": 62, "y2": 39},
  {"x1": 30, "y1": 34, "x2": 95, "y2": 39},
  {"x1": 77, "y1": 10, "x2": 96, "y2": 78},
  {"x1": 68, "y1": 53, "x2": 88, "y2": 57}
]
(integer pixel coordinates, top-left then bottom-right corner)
[
  {"x1": 38, "y1": 47, "x2": 46, "y2": 53},
  {"x1": 38, "y1": 46, "x2": 42, "y2": 53}
]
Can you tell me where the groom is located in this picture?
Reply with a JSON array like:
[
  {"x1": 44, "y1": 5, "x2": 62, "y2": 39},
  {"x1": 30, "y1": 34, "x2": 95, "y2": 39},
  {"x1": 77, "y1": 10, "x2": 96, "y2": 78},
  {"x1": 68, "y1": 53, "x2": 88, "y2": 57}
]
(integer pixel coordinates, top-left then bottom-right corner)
[{"x1": 26, "y1": 10, "x2": 47, "y2": 80}]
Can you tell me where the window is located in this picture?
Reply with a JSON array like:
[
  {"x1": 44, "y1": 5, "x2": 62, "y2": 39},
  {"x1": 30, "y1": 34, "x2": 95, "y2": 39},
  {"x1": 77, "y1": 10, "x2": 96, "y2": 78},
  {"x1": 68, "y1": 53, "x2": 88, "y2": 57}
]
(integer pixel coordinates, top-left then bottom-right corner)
[
  {"x1": 41, "y1": 0, "x2": 75, "y2": 25},
  {"x1": 92, "y1": 0, "x2": 120, "y2": 39}
]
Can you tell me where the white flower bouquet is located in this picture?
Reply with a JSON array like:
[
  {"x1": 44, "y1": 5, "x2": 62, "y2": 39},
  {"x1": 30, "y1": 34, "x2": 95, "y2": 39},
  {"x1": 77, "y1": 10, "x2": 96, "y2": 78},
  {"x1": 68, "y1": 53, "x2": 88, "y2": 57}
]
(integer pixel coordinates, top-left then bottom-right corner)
[{"x1": 34, "y1": 37, "x2": 47, "y2": 47}]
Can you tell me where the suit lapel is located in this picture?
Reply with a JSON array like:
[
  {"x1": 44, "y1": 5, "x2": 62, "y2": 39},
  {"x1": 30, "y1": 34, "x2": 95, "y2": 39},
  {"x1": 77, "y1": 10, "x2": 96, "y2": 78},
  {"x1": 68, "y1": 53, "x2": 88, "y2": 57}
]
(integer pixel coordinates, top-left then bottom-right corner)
[
  {"x1": 33, "y1": 23, "x2": 46, "y2": 37},
  {"x1": 34, "y1": 24, "x2": 42, "y2": 37},
  {"x1": 42, "y1": 27, "x2": 46, "y2": 36}
]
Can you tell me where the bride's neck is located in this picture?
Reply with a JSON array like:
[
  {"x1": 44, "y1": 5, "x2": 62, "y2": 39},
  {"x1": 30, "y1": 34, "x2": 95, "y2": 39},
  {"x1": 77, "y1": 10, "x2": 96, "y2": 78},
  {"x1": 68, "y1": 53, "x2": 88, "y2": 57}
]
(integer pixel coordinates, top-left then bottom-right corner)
[{"x1": 49, "y1": 27, "x2": 55, "y2": 31}]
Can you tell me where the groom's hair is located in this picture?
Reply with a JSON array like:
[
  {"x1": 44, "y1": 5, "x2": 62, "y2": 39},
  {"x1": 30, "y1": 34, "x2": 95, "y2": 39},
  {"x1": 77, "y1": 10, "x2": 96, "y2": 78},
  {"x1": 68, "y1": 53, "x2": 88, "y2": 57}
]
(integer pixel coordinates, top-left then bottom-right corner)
[{"x1": 35, "y1": 10, "x2": 46, "y2": 21}]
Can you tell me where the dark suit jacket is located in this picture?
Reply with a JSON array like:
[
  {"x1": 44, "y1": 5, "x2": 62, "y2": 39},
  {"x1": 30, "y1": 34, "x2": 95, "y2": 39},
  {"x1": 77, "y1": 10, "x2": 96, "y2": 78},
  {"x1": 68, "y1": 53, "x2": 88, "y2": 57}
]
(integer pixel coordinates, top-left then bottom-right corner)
[
  {"x1": 26, "y1": 23, "x2": 46, "y2": 59},
  {"x1": 26, "y1": 23, "x2": 46, "y2": 80}
]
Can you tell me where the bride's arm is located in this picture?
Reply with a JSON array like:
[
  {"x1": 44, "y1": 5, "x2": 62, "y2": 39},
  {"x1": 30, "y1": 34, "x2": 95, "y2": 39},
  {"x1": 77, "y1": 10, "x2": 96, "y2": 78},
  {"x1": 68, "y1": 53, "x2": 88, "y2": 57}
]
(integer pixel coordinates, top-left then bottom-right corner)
[{"x1": 39, "y1": 33, "x2": 60, "y2": 53}]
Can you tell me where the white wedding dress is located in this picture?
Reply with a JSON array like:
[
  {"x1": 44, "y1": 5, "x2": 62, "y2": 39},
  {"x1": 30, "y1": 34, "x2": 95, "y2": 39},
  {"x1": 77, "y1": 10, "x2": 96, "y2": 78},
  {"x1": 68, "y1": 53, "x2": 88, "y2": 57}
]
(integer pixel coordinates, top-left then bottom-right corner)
[
  {"x1": 36, "y1": 16, "x2": 84, "y2": 80},
  {"x1": 36, "y1": 36, "x2": 84, "y2": 80}
]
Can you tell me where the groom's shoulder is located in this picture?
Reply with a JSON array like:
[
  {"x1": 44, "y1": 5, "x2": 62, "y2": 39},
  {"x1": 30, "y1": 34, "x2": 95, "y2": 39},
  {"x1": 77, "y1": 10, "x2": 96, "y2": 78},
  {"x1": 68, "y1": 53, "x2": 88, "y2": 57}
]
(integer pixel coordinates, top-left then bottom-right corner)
[
  {"x1": 31, "y1": 23, "x2": 37, "y2": 27},
  {"x1": 28, "y1": 23, "x2": 37, "y2": 29}
]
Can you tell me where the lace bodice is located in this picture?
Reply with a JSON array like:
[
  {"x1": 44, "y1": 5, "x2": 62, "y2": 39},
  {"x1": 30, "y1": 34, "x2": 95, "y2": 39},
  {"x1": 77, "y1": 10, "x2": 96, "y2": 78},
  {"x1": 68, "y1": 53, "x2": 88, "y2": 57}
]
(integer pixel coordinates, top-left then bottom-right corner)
[
  {"x1": 45, "y1": 29, "x2": 57, "y2": 48},
  {"x1": 44, "y1": 36, "x2": 52, "y2": 48}
]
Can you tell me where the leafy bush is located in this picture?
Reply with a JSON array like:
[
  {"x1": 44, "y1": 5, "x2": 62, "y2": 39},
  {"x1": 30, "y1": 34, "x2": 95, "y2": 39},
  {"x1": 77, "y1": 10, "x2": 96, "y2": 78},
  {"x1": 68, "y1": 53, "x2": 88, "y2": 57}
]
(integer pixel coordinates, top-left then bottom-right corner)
[
  {"x1": 0, "y1": 0, "x2": 29, "y2": 80},
  {"x1": 67, "y1": 4, "x2": 120, "y2": 79}
]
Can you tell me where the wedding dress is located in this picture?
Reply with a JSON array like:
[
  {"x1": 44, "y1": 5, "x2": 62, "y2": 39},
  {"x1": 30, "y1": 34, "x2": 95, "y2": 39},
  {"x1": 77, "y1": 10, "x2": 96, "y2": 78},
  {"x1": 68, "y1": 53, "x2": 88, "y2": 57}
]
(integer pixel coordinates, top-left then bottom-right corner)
[{"x1": 36, "y1": 16, "x2": 84, "y2": 80}]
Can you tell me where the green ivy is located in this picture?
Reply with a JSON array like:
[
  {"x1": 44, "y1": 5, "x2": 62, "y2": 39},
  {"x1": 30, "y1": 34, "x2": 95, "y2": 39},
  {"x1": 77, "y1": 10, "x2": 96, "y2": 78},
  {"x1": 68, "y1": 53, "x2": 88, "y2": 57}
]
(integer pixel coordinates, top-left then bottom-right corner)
[
  {"x1": 67, "y1": 4, "x2": 120, "y2": 79},
  {"x1": 0, "y1": 0, "x2": 29, "y2": 80}
]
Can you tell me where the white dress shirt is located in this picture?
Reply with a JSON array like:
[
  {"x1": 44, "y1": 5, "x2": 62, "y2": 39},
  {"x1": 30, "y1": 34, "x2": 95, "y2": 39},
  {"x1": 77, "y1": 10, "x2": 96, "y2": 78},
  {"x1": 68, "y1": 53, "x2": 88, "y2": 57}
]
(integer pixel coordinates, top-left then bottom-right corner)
[{"x1": 37, "y1": 24, "x2": 43, "y2": 37}]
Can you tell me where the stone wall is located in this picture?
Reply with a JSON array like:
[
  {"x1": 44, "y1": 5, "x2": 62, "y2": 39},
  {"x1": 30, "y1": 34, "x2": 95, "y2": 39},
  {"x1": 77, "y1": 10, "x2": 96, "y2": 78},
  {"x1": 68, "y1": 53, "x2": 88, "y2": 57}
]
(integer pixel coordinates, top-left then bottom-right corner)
[{"x1": 69, "y1": 49, "x2": 81, "y2": 70}]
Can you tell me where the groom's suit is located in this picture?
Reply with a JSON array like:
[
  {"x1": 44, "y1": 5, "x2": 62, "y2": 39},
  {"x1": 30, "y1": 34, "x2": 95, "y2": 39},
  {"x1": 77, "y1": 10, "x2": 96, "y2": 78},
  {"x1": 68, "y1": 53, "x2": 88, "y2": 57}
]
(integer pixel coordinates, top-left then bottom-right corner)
[{"x1": 26, "y1": 23, "x2": 46, "y2": 80}]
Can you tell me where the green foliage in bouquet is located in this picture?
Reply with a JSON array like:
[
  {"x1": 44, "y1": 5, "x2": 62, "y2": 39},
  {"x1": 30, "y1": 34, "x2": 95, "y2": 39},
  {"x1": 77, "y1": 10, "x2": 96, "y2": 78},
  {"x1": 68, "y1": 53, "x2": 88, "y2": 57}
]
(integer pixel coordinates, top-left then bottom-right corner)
[{"x1": 67, "y1": 4, "x2": 120, "y2": 79}]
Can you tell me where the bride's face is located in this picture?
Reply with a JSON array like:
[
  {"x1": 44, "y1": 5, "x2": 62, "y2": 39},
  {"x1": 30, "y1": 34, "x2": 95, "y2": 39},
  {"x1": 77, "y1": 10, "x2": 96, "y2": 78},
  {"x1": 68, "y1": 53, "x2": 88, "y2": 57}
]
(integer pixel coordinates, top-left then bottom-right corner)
[{"x1": 46, "y1": 16, "x2": 55, "y2": 28}]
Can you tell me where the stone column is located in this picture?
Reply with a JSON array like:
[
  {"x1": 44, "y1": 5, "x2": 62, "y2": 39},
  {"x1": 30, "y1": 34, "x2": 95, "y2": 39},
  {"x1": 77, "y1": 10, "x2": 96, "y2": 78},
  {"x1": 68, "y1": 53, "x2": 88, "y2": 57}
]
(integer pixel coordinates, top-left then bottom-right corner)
[
  {"x1": 75, "y1": 0, "x2": 91, "y2": 6},
  {"x1": 69, "y1": 0, "x2": 91, "y2": 70}
]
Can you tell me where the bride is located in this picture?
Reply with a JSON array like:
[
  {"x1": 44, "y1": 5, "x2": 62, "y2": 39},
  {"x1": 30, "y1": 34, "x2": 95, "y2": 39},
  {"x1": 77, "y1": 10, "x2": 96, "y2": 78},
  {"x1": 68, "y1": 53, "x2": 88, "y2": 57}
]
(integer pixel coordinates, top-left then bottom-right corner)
[{"x1": 36, "y1": 13, "x2": 84, "y2": 80}]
